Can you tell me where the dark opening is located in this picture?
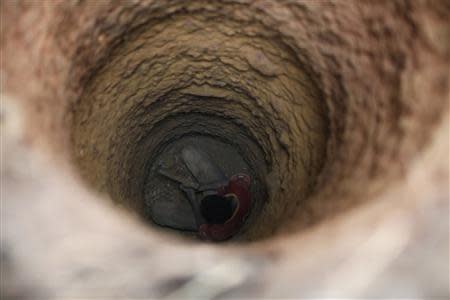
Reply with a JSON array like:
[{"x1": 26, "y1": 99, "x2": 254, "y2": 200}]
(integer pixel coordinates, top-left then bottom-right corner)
[{"x1": 201, "y1": 195, "x2": 237, "y2": 224}]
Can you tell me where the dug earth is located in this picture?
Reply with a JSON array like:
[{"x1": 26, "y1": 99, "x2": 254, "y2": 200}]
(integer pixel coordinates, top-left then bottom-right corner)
[{"x1": 1, "y1": 1, "x2": 449, "y2": 299}]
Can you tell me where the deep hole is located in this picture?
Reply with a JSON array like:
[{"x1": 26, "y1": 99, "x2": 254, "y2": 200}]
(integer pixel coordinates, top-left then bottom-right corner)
[
  {"x1": 68, "y1": 1, "x2": 444, "y2": 243},
  {"x1": 71, "y1": 8, "x2": 330, "y2": 242},
  {"x1": 4, "y1": 3, "x2": 449, "y2": 298},
  {"x1": 201, "y1": 194, "x2": 237, "y2": 224}
]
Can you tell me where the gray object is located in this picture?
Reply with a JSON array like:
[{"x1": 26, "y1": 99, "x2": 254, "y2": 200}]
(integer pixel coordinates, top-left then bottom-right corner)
[
  {"x1": 158, "y1": 145, "x2": 229, "y2": 227},
  {"x1": 145, "y1": 136, "x2": 250, "y2": 231},
  {"x1": 181, "y1": 145, "x2": 227, "y2": 187}
]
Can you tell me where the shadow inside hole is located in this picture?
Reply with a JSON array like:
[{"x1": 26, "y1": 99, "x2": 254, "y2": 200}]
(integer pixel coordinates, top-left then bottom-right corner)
[{"x1": 201, "y1": 194, "x2": 238, "y2": 224}]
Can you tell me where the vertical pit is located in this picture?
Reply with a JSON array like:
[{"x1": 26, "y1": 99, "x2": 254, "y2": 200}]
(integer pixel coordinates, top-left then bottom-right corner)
[
  {"x1": 72, "y1": 7, "x2": 329, "y2": 240},
  {"x1": 2, "y1": 1, "x2": 449, "y2": 298},
  {"x1": 3, "y1": 0, "x2": 441, "y2": 242}
]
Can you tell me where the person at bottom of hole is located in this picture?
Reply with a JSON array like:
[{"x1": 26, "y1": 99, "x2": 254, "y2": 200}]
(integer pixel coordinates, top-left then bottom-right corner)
[{"x1": 198, "y1": 174, "x2": 252, "y2": 241}]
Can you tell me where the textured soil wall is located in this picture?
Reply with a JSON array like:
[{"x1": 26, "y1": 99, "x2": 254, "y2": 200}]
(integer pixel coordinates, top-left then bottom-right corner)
[{"x1": 2, "y1": 0, "x2": 449, "y2": 298}]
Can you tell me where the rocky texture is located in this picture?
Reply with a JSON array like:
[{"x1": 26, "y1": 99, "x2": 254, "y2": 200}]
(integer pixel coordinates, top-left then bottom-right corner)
[
  {"x1": 69, "y1": 4, "x2": 328, "y2": 240},
  {"x1": 1, "y1": 0, "x2": 449, "y2": 298}
]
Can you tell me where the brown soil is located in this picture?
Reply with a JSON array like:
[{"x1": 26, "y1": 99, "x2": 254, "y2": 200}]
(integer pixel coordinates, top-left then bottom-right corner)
[{"x1": 2, "y1": 1, "x2": 449, "y2": 298}]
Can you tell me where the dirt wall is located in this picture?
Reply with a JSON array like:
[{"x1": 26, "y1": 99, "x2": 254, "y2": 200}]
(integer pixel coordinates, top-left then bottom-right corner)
[{"x1": 1, "y1": 0, "x2": 449, "y2": 298}]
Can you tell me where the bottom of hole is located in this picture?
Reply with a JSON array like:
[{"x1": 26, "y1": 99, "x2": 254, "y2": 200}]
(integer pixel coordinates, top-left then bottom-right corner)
[{"x1": 144, "y1": 135, "x2": 258, "y2": 240}]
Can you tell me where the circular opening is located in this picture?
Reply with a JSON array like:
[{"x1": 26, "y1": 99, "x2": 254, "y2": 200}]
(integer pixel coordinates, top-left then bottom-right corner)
[
  {"x1": 4, "y1": 2, "x2": 449, "y2": 298},
  {"x1": 201, "y1": 195, "x2": 237, "y2": 224},
  {"x1": 61, "y1": 1, "x2": 448, "y2": 243},
  {"x1": 71, "y1": 6, "x2": 328, "y2": 241}
]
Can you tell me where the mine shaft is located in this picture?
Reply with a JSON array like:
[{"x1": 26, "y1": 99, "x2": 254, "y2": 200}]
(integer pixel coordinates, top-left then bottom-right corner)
[{"x1": 2, "y1": 1, "x2": 449, "y2": 298}]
